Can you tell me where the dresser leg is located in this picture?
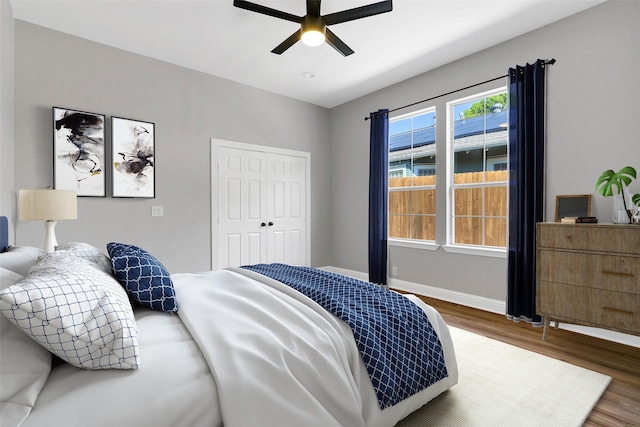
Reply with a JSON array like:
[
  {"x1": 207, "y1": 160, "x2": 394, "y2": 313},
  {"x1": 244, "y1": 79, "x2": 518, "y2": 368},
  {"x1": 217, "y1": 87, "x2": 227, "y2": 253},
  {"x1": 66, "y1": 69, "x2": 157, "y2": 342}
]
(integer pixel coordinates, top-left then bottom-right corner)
[{"x1": 543, "y1": 317, "x2": 550, "y2": 340}]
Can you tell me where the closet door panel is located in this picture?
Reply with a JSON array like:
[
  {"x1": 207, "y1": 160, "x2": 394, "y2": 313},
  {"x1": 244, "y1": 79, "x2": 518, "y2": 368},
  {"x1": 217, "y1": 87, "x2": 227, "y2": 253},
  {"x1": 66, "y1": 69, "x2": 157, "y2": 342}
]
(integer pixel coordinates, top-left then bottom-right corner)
[
  {"x1": 217, "y1": 147, "x2": 267, "y2": 268},
  {"x1": 266, "y1": 153, "x2": 307, "y2": 266}
]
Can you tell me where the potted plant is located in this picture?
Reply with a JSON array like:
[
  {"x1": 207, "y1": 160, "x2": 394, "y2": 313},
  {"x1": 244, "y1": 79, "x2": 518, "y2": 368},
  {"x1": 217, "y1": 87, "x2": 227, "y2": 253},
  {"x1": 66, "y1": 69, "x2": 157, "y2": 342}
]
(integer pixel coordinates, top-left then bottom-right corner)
[
  {"x1": 595, "y1": 166, "x2": 637, "y2": 224},
  {"x1": 633, "y1": 194, "x2": 640, "y2": 223}
]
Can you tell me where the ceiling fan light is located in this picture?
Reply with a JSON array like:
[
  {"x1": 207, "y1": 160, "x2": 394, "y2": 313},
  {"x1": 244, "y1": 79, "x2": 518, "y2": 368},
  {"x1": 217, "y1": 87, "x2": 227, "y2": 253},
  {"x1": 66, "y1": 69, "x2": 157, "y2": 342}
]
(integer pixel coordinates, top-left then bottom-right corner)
[
  {"x1": 301, "y1": 15, "x2": 326, "y2": 47},
  {"x1": 301, "y1": 29, "x2": 325, "y2": 46}
]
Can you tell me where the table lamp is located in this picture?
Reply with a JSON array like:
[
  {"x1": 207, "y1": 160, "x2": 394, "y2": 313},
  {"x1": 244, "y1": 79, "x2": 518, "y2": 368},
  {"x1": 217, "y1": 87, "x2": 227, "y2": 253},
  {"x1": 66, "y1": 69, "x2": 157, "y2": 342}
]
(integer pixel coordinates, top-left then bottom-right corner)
[{"x1": 19, "y1": 189, "x2": 77, "y2": 252}]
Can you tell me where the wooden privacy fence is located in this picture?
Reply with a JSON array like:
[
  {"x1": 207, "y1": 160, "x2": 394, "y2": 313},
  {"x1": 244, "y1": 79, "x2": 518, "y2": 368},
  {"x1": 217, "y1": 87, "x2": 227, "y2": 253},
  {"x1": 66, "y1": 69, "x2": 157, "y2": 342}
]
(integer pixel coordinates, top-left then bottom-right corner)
[{"x1": 389, "y1": 171, "x2": 508, "y2": 246}]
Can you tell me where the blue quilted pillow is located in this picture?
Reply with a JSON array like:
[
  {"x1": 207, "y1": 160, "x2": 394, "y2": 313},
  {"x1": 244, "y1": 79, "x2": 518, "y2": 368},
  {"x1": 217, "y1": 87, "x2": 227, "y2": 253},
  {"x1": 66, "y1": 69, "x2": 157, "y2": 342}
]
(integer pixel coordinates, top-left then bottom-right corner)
[{"x1": 107, "y1": 243, "x2": 178, "y2": 313}]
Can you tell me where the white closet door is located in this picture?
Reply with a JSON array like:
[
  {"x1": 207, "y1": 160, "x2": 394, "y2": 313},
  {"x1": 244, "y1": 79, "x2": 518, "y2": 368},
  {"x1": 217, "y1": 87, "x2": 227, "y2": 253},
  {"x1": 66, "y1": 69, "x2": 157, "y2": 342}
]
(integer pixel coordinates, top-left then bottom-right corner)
[
  {"x1": 213, "y1": 140, "x2": 309, "y2": 270},
  {"x1": 266, "y1": 153, "x2": 307, "y2": 265},
  {"x1": 217, "y1": 146, "x2": 266, "y2": 268}
]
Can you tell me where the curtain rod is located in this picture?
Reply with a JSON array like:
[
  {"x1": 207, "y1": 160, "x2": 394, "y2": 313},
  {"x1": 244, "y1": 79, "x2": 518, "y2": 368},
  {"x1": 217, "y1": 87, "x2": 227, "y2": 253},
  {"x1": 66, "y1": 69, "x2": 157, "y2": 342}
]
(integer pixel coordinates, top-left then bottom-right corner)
[{"x1": 364, "y1": 58, "x2": 556, "y2": 121}]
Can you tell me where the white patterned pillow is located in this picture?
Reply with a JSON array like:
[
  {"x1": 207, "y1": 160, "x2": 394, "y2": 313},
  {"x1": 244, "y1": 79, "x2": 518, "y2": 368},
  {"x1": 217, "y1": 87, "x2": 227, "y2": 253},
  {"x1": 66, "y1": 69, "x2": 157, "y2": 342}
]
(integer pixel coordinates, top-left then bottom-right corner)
[
  {"x1": 0, "y1": 265, "x2": 51, "y2": 427},
  {"x1": 0, "y1": 254, "x2": 139, "y2": 370},
  {"x1": 56, "y1": 242, "x2": 112, "y2": 275}
]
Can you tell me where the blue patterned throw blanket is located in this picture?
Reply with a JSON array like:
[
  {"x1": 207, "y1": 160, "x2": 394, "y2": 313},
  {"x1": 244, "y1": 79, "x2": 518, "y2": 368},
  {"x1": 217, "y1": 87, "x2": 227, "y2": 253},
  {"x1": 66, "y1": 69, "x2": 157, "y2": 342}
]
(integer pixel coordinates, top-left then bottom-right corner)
[{"x1": 240, "y1": 264, "x2": 448, "y2": 409}]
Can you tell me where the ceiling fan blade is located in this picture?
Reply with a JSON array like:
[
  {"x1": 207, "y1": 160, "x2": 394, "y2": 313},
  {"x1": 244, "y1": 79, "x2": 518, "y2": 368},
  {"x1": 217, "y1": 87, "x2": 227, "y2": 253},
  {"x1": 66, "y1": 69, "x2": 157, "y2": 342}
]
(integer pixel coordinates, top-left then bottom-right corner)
[
  {"x1": 307, "y1": 0, "x2": 321, "y2": 17},
  {"x1": 324, "y1": 0, "x2": 392, "y2": 26},
  {"x1": 325, "y1": 28, "x2": 354, "y2": 57},
  {"x1": 234, "y1": 0, "x2": 302, "y2": 24},
  {"x1": 271, "y1": 30, "x2": 302, "y2": 55}
]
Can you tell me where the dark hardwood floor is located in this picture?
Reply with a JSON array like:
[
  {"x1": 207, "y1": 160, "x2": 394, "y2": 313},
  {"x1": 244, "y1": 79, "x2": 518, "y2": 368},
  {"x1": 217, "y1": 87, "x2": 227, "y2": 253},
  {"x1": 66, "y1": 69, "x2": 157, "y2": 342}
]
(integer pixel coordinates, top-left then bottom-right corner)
[{"x1": 415, "y1": 295, "x2": 640, "y2": 427}]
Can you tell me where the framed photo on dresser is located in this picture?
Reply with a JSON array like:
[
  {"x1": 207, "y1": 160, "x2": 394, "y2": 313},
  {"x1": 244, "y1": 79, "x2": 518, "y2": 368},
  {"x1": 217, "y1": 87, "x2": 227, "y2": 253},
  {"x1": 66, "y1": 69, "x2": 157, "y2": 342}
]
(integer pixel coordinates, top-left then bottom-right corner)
[{"x1": 554, "y1": 194, "x2": 592, "y2": 222}]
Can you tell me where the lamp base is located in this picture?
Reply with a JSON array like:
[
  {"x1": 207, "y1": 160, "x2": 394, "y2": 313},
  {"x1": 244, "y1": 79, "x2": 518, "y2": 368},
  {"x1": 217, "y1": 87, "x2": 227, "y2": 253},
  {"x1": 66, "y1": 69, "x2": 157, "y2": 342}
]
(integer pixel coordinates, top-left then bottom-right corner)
[{"x1": 43, "y1": 220, "x2": 58, "y2": 253}]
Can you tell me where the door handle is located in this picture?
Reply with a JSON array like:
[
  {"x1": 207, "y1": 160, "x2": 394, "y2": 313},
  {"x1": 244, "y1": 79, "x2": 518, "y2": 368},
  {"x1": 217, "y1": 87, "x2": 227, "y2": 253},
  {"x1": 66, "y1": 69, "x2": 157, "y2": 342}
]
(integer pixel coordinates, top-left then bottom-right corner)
[
  {"x1": 268, "y1": 222, "x2": 274, "y2": 226},
  {"x1": 260, "y1": 222, "x2": 267, "y2": 227}
]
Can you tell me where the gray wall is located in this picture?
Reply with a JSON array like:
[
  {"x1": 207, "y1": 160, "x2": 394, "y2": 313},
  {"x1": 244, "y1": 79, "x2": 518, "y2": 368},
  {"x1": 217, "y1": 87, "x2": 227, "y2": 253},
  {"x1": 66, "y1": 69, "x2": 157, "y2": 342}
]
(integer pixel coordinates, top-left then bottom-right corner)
[
  {"x1": 0, "y1": 0, "x2": 15, "y2": 241},
  {"x1": 330, "y1": 0, "x2": 640, "y2": 301},
  {"x1": 11, "y1": 21, "x2": 333, "y2": 273},
  {"x1": 6, "y1": 1, "x2": 640, "y2": 303}
]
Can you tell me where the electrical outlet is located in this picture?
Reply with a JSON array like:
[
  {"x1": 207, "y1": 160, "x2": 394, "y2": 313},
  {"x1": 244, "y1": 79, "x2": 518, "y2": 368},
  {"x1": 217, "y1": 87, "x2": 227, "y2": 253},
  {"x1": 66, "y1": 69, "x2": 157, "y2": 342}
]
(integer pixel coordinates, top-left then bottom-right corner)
[
  {"x1": 151, "y1": 206, "x2": 164, "y2": 217},
  {"x1": 392, "y1": 266, "x2": 398, "y2": 276}
]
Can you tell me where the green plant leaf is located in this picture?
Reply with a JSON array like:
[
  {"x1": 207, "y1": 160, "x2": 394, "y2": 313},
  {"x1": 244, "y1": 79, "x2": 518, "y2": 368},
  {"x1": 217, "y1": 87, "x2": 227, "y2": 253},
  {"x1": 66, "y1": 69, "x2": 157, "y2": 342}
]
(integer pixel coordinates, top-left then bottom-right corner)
[{"x1": 595, "y1": 166, "x2": 637, "y2": 197}]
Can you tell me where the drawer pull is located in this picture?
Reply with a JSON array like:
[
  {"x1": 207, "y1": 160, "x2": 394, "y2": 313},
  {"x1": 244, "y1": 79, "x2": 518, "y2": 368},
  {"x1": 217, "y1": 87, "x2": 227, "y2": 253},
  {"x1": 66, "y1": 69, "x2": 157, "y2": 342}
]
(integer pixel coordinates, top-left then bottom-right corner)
[
  {"x1": 601, "y1": 270, "x2": 634, "y2": 278},
  {"x1": 601, "y1": 306, "x2": 634, "y2": 315}
]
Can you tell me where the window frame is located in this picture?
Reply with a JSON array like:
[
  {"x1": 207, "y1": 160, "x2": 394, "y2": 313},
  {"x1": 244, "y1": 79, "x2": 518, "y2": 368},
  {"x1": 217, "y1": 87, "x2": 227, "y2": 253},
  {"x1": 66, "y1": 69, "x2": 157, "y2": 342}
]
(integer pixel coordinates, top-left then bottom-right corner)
[
  {"x1": 388, "y1": 106, "x2": 438, "y2": 248},
  {"x1": 443, "y1": 87, "x2": 508, "y2": 258}
]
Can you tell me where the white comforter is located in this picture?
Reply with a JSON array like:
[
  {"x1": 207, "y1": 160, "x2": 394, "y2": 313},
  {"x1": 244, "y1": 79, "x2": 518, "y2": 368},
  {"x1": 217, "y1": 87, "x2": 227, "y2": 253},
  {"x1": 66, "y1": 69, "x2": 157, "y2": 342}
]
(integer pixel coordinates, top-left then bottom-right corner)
[{"x1": 21, "y1": 269, "x2": 457, "y2": 427}]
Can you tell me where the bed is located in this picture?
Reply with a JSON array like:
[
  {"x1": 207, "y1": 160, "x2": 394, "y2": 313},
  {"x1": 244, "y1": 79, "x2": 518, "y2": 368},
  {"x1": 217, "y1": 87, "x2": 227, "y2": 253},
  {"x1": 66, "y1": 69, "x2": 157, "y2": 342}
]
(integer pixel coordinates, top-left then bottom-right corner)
[{"x1": 0, "y1": 217, "x2": 458, "y2": 427}]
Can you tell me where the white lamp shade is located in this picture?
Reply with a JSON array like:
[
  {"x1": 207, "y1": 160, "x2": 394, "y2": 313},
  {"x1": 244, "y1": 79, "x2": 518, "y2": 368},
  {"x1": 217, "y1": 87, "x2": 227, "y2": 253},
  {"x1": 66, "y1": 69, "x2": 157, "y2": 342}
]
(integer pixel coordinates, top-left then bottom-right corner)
[{"x1": 19, "y1": 189, "x2": 78, "y2": 221}]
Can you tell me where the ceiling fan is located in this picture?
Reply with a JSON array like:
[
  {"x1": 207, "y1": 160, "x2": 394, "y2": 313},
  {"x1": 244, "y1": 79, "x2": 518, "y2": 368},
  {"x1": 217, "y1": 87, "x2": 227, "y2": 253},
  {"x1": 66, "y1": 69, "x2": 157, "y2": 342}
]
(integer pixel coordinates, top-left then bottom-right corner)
[{"x1": 233, "y1": 0, "x2": 393, "y2": 56}]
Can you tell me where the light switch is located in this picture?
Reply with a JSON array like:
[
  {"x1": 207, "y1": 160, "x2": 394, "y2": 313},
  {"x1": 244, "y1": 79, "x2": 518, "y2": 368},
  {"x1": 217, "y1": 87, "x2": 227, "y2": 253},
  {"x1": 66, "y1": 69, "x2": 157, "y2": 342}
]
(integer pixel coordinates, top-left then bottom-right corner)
[{"x1": 151, "y1": 206, "x2": 164, "y2": 217}]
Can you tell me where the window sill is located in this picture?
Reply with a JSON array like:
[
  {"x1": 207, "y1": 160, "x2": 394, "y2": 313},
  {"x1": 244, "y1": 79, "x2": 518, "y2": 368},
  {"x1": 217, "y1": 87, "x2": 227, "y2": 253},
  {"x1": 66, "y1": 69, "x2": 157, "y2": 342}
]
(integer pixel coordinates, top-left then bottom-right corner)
[
  {"x1": 441, "y1": 244, "x2": 507, "y2": 258},
  {"x1": 389, "y1": 239, "x2": 440, "y2": 251}
]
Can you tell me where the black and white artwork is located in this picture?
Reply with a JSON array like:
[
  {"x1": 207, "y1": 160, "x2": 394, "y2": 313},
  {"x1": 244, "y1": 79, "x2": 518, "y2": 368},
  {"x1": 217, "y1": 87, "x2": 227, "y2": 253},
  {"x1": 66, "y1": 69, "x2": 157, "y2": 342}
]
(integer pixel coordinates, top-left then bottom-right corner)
[
  {"x1": 112, "y1": 117, "x2": 155, "y2": 198},
  {"x1": 53, "y1": 107, "x2": 106, "y2": 197}
]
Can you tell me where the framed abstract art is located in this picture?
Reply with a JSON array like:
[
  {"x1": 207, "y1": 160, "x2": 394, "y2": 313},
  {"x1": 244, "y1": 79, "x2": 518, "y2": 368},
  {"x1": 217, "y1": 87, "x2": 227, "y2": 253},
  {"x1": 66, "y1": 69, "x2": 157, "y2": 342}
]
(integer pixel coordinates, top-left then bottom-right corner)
[
  {"x1": 111, "y1": 116, "x2": 155, "y2": 198},
  {"x1": 53, "y1": 107, "x2": 106, "y2": 197}
]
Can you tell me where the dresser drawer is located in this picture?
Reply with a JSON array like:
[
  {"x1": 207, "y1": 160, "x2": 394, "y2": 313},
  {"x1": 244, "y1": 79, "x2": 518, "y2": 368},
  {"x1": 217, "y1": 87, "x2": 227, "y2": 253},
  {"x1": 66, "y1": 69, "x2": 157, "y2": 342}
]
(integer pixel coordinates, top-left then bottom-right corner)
[
  {"x1": 537, "y1": 223, "x2": 640, "y2": 253},
  {"x1": 537, "y1": 250, "x2": 640, "y2": 294},
  {"x1": 538, "y1": 281, "x2": 638, "y2": 333}
]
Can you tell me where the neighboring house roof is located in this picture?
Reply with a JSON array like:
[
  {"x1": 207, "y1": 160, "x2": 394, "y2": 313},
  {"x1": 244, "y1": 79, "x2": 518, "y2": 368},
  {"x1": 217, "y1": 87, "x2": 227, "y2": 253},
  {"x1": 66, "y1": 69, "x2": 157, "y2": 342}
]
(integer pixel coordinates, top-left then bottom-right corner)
[{"x1": 389, "y1": 110, "x2": 508, "y2": 153}]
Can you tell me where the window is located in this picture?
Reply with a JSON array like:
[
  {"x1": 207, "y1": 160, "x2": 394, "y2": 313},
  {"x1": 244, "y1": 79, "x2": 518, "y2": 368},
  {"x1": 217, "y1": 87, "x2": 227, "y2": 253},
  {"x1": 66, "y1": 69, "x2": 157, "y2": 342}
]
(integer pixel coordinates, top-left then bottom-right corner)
[
  {"x1": 448, "y1": 89, "x2": 508, "y2": 248},
  {"x1": 388, "y1": 108, "x2": 436, "y2": 241}
]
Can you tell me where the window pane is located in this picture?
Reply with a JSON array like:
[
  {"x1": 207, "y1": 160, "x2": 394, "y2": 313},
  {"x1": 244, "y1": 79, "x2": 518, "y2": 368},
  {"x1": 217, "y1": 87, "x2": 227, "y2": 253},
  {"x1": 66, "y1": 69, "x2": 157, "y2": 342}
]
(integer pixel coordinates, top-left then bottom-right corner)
[
  {"x1": 412, "y1": 154, "x2": 436, "y2": 182},
  {"x1": 389, "y1": 109, "x2": 436, "y2": 188},
  {"x1": 410, "y1": 189, "x2": 435, "y2": 215},
  {"x1": 484, "y1": 217, "x2": 507, "y2": 247},
  {"x1": 454, "y1": 217, "x2": 482, "y2": 245},
  {"x1": 484, "y1": 186, "x2": 507, "y2": 216},
  {"x1": 389, "y1": 190, "x2": 409, "y2": 215},
  {"x1": 453, "y1": 147, "x2": 484, "y2": 175},
  {"x1": 454, "y1": 187, "x2": 481, "y2": 216},
  {"x1": 411, "y1": 215, "x2": 435, "y2": 240},
  {"x1": 389, "y1": 215, "x2": 410, "y2": 239}
]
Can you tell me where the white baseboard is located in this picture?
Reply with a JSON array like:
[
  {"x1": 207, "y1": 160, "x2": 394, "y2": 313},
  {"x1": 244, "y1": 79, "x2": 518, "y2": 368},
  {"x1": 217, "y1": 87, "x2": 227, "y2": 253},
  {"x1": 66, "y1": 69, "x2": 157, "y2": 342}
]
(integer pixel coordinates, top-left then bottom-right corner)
[
  {"x1": 319, "y1": 265, "x2": 505, "y2": 313},
  {"x1": 319, "y1": 266, "x2": 640, "y2": 348},
  {"x1": 389, "y1": 276, "x2": 506, "y2": 314}
]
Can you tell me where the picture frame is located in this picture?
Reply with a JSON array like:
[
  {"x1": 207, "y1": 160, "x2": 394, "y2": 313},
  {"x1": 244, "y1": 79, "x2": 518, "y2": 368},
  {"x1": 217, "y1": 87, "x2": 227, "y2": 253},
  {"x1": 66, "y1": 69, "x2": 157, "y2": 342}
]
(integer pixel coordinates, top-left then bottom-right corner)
[
  {"x1": 111, "y1": 116, "x2": 155, "y2": 198},
  {"x1": 555, "y1": 194, "x2": 592, "y2": 222},
  {"x1": 53, "y1": 107, "x2": 106, "y2": 197}
]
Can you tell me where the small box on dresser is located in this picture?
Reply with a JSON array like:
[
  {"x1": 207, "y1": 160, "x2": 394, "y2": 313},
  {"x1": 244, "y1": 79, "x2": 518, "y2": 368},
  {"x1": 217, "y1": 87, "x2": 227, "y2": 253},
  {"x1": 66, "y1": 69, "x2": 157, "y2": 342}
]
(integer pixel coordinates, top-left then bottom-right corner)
[{"x1": 536, "y1": 222, "x2": 640, "y2": 340}]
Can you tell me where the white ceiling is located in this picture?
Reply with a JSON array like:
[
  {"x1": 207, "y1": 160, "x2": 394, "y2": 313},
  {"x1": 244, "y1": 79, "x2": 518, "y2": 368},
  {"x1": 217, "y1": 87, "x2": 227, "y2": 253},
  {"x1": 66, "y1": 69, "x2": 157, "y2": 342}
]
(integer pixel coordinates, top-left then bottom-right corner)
[{"x1": 9, "y1": 0, "x2": 604, "y2": 108}]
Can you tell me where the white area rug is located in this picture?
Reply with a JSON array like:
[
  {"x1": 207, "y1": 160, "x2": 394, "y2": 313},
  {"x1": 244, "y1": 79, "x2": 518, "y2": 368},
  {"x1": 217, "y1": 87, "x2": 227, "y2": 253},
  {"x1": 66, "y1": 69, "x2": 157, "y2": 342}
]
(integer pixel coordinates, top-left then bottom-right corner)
[{"x1": 396, "y1": 327, "x2": 611, "y2": 427}]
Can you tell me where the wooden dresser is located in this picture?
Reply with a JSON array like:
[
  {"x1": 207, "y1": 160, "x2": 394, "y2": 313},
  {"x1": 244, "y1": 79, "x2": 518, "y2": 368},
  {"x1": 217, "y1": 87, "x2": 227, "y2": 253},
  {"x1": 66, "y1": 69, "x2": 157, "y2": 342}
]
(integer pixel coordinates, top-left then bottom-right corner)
[{"x1": 536, "y1": 222, "x2": 640, "y2": 340}]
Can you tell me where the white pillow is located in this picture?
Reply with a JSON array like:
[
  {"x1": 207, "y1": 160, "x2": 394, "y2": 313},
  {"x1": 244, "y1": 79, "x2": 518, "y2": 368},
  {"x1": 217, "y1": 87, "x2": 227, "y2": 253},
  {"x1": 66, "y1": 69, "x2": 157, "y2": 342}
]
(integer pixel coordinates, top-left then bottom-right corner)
[
  {"x1": 55, "y1": 242, "x2": 112, "y2": 275},
  {"x1": 0, "y1": 254, "x2": 140, "y2": 370},
  {"x1": 0, "y1": 265, "x2": 51, "y2": 427}
]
